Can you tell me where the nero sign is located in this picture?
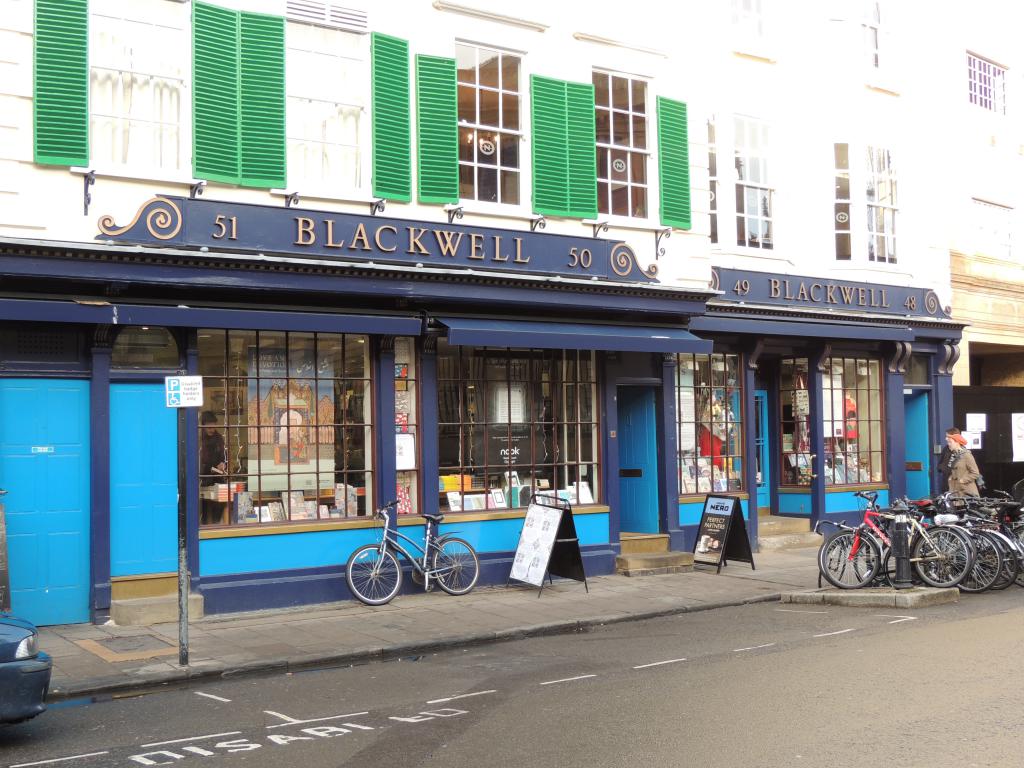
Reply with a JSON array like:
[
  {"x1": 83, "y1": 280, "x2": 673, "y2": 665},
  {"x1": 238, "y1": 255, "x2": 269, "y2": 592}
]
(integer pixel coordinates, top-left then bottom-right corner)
[{"x1": 97, "y1": 196, "x2": 660, "y2": 284}]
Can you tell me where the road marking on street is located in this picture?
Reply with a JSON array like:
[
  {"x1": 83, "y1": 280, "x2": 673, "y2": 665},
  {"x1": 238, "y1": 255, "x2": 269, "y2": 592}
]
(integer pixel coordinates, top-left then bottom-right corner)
[
  {"x1": 427, "y1": 690, "x2": 497, "y2": 704},
  {"x1": 540, "y1": 674, "x2": 597, "y2": 686},
  {"x1": 194, "y1": 691, "x2": 232, "y2": 702},
  {"x1": 875, "y1": 614, "x2": 918, "y2": 625},
  {"x1": 733, "y1": 643, "x2": 776, "y2": 652},
  {"x1": 265, "y1": 711, "x2": 369, "y2": 729},
  {"x1": 10, "y1": 753, "x2": 110, "y2": 768},
  {"x1": 142, "y1": 732, "x2": 242, "y2": 748},
  {"x1": 633, "y1": 658, "x2": 687, "y2": 669},
  {"x1": 813, "y1": 628, "x2": 856, "y2": 638},
  {"x1": 776, "y1": 609, "x2": 828, "y2": 614}
]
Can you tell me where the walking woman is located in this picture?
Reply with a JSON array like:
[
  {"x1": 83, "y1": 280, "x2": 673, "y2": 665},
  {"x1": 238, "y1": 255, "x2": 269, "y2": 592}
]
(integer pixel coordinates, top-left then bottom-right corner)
[{"x1": 945, "y1": 431, "x2": 982, "y2": 497}]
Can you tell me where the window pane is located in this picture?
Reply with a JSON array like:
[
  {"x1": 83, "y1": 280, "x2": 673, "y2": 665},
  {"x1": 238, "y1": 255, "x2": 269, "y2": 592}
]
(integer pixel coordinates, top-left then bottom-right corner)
[
  {"x1": 500, "y1": 132, "x2": 519, "y2": 169},
  {"x1": 501, "y1": 54, "x2": 519, "y2": 92},
  {"x1": 631, "y1": 79, "x2": 646, "y2": 114},
  {"x1": 611, "y1": 76, "x2": 629, "y2": 110},
  {"x1": 458, "y1": 84, "x2": 476, "y2": 123},
  {"x1": 502, "y1": 93, "x2": 519, "y2": 130},
  {"x1": 593, "y1": 71, "x2": 609, "y2": 106},
  {"x1": 596, "y1": 107, "x2": 611, "y2": 144},
  {"x1": 479, "y1": 88, "x2": 499, "y2": 127},
  {"x1": 632, "y1": 114, "x2": 646, "y2": 149},
  {"x1": 456, "y1": 44, "x2": 476, "y2": 83},
  {"x1": 500, "y1": 170, "x2": 519, "y2": 205},
  {"x1": 479, "y1": 50, "x2": 499, "y2": 89},
  {"x1": 478, "y1": 166, "x2": 498, "y2": 202},
  {"x1": 613, "y1": 111, "x2": 630, "y2": 146}
]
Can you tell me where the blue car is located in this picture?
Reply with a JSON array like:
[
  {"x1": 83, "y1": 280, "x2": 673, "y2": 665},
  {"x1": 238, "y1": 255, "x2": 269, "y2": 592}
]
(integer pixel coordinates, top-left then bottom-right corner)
[{"x1": 0, "y1": 613, "x2": 52, "y2": 724}]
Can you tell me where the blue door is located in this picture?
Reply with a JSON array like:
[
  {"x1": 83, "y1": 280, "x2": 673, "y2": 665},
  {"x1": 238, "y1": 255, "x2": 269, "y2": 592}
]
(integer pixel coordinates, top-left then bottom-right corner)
[
  {"x1": 617, "y1": 387, "x2": 660, "y2": 533},
  {"x1": 754, "y1": 390, "x2": 771, "y2": 513},
  {"x1": 0, "y1": 379, "x2": 90, "y2": 625},
  {"x1": 904, "y1": 391, "x2": 931, "y2": 500},
  {"x1": 110, "y1": 384, "x2": 178, "y2": 577}
]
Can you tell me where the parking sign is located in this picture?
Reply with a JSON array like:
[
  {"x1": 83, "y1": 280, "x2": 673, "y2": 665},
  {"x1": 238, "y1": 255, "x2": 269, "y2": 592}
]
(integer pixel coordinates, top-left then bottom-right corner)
[{"x1": 165, "y1": 376, "x2": 204, "y2": 408}]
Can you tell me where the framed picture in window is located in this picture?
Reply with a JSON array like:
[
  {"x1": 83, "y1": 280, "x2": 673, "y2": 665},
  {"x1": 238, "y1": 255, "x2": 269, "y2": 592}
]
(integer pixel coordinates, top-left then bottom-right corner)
[{"x1": 489, "y1": 489, "x2": 507, "y2": 509}]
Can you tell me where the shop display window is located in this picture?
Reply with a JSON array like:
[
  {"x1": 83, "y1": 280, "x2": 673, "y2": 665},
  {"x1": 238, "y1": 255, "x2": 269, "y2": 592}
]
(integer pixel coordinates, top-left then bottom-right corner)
[
  {"x1": 394, "y1": 338, "x2": 420, "y2": 516},
  {"x1": 780, "y1": 356, "x2": 885, "y2": 486},
  {"x1": 197, "y1": 330, "x2": 372, "y2": 526},
  {"x1": 111, "y1": 326, "x2": 179, "y2": 369},
  {"x1": 823, "y1": 356, "x2": 884, "y2": 485},
  {"x1": 676, "y1": 353, "x2": 743, "y2": 495},
  {"x1": 437, "y1": 342, "x2": 598, "y2": 512}
]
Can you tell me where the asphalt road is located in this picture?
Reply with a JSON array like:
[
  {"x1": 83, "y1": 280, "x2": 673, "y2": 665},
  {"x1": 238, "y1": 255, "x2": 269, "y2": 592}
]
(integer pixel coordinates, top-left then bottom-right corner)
[{"x1": 3, "y1": 591, "x2": 1023, "y2": 768}]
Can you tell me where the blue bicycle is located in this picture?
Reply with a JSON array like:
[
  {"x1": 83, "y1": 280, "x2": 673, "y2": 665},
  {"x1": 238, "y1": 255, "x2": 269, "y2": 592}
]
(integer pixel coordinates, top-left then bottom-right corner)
[{"x1": 345, "y1": 500, "x2": 480, "y2": 605}]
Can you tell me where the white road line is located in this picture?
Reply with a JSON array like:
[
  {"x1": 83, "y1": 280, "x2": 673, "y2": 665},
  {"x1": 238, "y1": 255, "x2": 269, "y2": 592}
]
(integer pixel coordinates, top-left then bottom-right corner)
[
  {"x1": 142, "y1": 732, "x2": 241, "y2": 748},
  {"x1": 776, "y1": 609, "x2": 829, "y2": 614},
  {"x1": 633, "y1": 658, "x2": 687, "y2": 669},
  {"x1": 194, "y1": 691, "x2": 233, "y2": 703},
  {"x1": 427, "y1": 690, "x2": 497, "y2": 704},
  {"x1": 813, "y1": 628, "x2": 856, "y2": 638},
  {"x1": 540, "y1": 674, "x2": 597, "y2": 686},
  {"x1": 264, "y1": 710, "x2": 303, "y2": 723},
  {"x1": 733, "y1": 643, "x2": 776, "y2": 653},
  {"x1": 10, "y1": 753, "x2": 110, "y2": 768},
  {"x1": 265, "y1": 711, "x2": 369, "y2": 729},
  {"x1": 875, "y1": 614, "x2": 918, "y2": 625}
]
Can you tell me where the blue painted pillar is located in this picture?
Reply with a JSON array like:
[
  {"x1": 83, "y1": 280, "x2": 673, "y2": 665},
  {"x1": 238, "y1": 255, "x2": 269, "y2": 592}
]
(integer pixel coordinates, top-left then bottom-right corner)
[
  {"x1": 808, "y1": 348, "x2": 827, "y2": 528},
  {"x1": 932, "y1": 344, "x2": 956, "y2": 495},
  {"x1": 603, "y1": 354, "x2": 622, "y2": 551},
  {"x1": 420, "y1": 338, "x2": 439, "y2": 516},
  {"x1": 185, "y1": 333, "x2": 200, "y2": 588},
  {"x1": 375, "y1": 338, "x2": 397, "y2": 522},
  {"x1": 885, "y1": 356, "x2": 907, "y2": 500},
  {"x1": 742, "y1": 354, "x2": 758, "y2": 546},
  {"x1": 660, "y1": 353, "x2": 681, "y2": 548},
  {"x1": 89, "y1": 343, "x2": 112, "y2": 618}
]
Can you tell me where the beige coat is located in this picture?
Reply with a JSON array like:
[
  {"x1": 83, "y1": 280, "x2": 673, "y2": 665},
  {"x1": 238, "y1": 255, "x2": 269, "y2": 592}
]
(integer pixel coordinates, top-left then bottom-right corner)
[{"x1": 947, "y1": 449, "x2": 981, "y2": 497}]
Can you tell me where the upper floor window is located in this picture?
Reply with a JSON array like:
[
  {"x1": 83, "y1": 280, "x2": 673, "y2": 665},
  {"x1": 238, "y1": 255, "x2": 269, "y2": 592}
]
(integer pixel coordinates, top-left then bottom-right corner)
[
  {"x1": 90, "y1": 0, "x2": 187, "y2": 174},
  {"x1": 972, "y1": 198, "x2": 1013, "y2": 260},
  {"x1": 862, "y1": 1, "x2": 881, "y2": 68},
  {"x1": 708, "y1": 120, "x2": 719, "y2": 244},
  {"x1": 732, "y1": 0, "x2": 765, "y2": 49},
  {"x1": 968, "y1": 52, "x2": 1006, "y2": 114},
  {"x1": 833, "y1": 143, "x2": 897, "y2": 263},
  {"x1": 456, "y1": 44, "x2": 521, "y2": 205},
  {"x1": 286, "y1": 21, "x2": 368, "y2": 194},
  {"x1": 593, "y1": 71, "x2": 648, "y2": 218},
  {"x1": 734, "y1": 116, "x2": 773, "y2": 249}
]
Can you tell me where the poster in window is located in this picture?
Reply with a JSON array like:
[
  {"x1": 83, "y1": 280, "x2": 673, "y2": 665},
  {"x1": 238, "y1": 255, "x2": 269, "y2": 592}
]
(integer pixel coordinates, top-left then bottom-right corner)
[{"x1": 395, "y1": 433, "x2": 417, "y2": 470}]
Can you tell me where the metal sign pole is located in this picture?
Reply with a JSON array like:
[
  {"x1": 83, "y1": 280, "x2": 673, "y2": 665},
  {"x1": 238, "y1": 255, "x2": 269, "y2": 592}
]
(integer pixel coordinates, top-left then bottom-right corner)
[{"x1": 177, "y1": 406, "x2": 189, "y2": 666}]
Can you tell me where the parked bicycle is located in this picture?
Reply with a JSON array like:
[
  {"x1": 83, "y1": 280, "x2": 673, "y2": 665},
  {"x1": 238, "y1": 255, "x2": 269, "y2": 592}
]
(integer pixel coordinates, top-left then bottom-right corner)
[
  {"x1": 815, "y1": 491, "x2": 974, "y2": 590},
  {"x1": 346, "y1": 501, "x2": 480, "y2": 606},
  {"x1": 929, "y1": 491, "x2": 1024, "y2": 591}
]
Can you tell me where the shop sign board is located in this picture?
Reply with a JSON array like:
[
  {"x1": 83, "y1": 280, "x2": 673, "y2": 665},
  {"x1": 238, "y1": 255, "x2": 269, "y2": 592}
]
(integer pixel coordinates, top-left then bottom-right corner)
[
  {"x1": 711, "y1": 267, "x2": 951, "y2": 320},
  {"x1": 509, "y1": 494, "x2": 588, "y2": 594},
  {"x1": 96, "y1": 196, "x2": 660, "y2": 284},
  {"x1": 165, "y1": 376, "x2": 204, "y2": 408},
  {"x1": 693, "y1": 495, "x2": 755, "y2": 574}
]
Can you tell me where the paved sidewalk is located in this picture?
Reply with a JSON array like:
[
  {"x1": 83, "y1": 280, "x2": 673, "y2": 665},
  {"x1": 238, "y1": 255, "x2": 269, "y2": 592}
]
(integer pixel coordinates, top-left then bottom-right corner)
[{"x1": 41, "y1": 547, "x2": 820, "y2": 701}]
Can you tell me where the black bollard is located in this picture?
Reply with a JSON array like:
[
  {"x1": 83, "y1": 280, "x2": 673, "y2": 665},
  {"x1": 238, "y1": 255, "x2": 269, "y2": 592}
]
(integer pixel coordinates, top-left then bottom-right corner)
[{"x1": 892, "y1": 511, "x2": 913, "y2": 589}]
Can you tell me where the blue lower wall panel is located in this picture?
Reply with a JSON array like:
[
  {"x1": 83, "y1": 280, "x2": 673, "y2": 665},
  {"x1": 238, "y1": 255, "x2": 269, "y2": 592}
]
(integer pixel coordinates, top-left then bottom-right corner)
[
  {"x1": 678, "y1": 499, "x2": 748, "y2": 528},
  {"x1": 778, "y1": 493, "x2": 812, "y2": 516}
]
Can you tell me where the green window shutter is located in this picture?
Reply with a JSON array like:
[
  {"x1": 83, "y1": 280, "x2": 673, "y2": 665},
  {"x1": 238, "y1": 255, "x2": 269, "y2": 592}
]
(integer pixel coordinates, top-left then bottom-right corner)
[
  {"x1": 372, "y1": 33, "x2": 411, "y2": 202},
  {"x1": 530, "y1": 76, "x2": 570, "y2": 217},
  {"x1": 565, "y1": 82, "x2": 598, "y2": 220},
  {"x1": 34, "y1": 0, "x2": 89, "y2": 166},
  {"x1": 531, "y1": 76, "x2": 596, "y2": 219},
  {"x1": 657, "y1": 96, "x2": 691, "y2": 230},
  {"x1": 415, "y1": 55, "x2": 458, "y2": 204},
  {"x1": 193, "y1": 2, "x2": 240, "y2": 184},
  {"x1": 239, "y1": 12, "x2": 286, "y2": 188}
]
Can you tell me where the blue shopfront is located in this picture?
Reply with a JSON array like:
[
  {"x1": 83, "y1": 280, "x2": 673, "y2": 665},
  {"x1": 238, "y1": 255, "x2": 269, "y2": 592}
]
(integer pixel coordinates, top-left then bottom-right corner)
[
  {"x1": 0, "y1": 196, "x2": 712, "y2": 624},
  {"x1": 680, "y1": 267, "x2": 965, "y2": 545}
]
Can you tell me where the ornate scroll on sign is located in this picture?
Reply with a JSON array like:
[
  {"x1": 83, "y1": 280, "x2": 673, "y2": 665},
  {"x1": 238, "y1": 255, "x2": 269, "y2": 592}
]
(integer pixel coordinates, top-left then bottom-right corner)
[{"x1": 97, "y1": 196, "x2": 660, "y2": 284}]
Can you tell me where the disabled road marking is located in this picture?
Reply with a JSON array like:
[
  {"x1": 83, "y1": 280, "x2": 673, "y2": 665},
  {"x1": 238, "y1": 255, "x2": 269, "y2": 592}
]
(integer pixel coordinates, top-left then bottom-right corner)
[
  {"x1": 265, "y1": 710, "x2": 369, "y2": 729},
  {"x1": 10, "y1": 753, "x2": 110, "y2": 768},
  {"x1": 141, "y1": 732, "x2": 241, "y2": 748},
  {"x1": 776, "y1": 609, "x2": 828, "y2": 614},
  {"x1": 733, "y1": 643, "x2": 776, "y2": 652},
  {"x1": 874, "y1": 614, "x2": 918, "y2": 625},
  {"x1": 194, "y1": 691, "x2": 232, "y2": 702},
  {"x1": 813, "y1": 628, "x2": 856, "y2": 638}
]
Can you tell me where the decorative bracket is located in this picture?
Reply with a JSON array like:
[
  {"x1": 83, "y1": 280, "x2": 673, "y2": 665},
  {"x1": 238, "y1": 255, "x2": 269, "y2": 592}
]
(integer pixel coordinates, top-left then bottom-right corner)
[
  {"x1": 939, "y1": 341, "x2": 960, "y2": 375},
  {"x1": 370, "y1": 198, "x2": 386, "y2": 216},
  {"x1": 746, "y1": 338, "x2": 765, "y2": 371},
  {"x1": 887, "y1": 341, "x2": 913, "y2": 374},
  {"x1": 446, "y1": 206, "x2": 464, "y2": 225},
  {"x1": 530, "y1": 215, "x2": 546, "y2": 232},
  {"x1": 83, "y1": 171, "x2": 96, "y2": 216},
  {"x1": 189, "y1": 180, "x2": 206, "y2": 199},
  {"x1": 591, "y1": 221, "x2": 609, "y2": 238},
  {"x1": 815, "y1": 344, "x2": 833, "y2": 373},
  {"x1": 655, "y1": 227, "x2": 672, "y2": 260},
  {"x1": 284, "y1": 192, "x2": 300, "y2": 208}
]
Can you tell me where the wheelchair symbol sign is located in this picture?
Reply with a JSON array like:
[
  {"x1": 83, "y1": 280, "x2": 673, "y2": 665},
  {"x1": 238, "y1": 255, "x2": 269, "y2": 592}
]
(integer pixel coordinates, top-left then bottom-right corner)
[{"x1": 165, "y1": 376, "x2": 203, "y2": 408}]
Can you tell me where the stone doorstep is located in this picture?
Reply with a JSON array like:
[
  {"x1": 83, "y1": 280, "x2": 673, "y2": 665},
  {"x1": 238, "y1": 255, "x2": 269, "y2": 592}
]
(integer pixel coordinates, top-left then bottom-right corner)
[
  {"x1": 619, "y1": 533, "x2": 670, "y2": 555},
  {"x1": 615, "y1": 551, "x2": 694, "y2": 577},
  {"x1": 781, "y1": 587, "x2": 959, "y2": 608},
  {"x1": 757, "y1": 515, "x2": 812, "y2": 535},
  {"x1": 757, "y1": 532, "x2": 822, "y2": 551},
  {"x1": 111, "y1": 593, "x2": 205, "y2": 627}
]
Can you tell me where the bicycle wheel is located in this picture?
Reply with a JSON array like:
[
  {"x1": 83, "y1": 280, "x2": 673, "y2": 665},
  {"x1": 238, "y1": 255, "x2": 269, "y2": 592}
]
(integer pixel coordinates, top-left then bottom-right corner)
[
  {"x1": 986, "y1": 532, "x2": 1019, "y2": 591},
  {"x1": 818, "y1": 530, "x2": 879, "y2": 589},
  {"x1": 346, "y1": 544, "x2": 402, "y2": 605},
  {"x1": 1009, "y1": 523, "x2": 1024, "y2": 587},
  {"x1": 431, "y1": 537, "x2": 480, "y2": 596},
  {"x1": 879, "y1": 547, "x2": 924, "y2": 587},
  {"x1": 912, "y1": 526, "x2": 974, "y2": 588},
  {"x1": 958, "y1": 530, "x2": 1003, "y2": 593}
]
